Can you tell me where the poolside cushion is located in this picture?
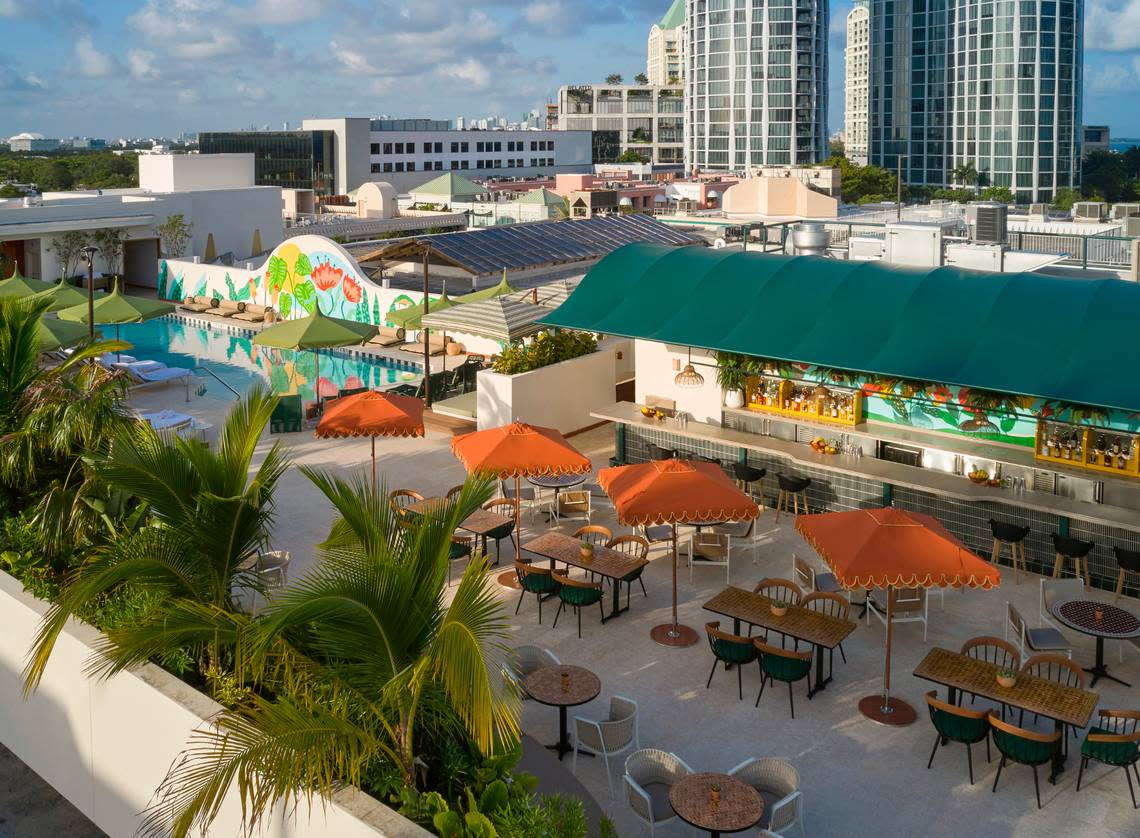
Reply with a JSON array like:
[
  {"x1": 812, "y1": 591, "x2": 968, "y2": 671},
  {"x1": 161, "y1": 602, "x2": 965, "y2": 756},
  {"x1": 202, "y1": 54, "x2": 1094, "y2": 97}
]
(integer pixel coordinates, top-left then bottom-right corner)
[
  {"x1": 237, "y1": 301, "x2": 246, "y2": 313},
  {"x1": 931, "y1": 708, "x2": 988, "y2": 744},
  {"x1": 561, "y1": 585, "x2": 602, "y2": 607}
]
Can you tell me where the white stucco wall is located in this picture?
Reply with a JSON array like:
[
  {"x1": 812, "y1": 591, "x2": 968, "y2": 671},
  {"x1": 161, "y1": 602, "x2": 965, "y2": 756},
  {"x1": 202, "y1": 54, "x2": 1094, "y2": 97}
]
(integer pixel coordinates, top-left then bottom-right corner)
[
  {"x1": 633, "y1": 339, "x2": 722, "y2": 425},
  {"x1": 476, "y1": 349, "x2": 615, "y2": 433},
  {"x1": 0, "y1": 571, "x2": 430, "y2": 838},
  {"x1": 139, "y1": 154, "x2": 256, "y2": 192}
]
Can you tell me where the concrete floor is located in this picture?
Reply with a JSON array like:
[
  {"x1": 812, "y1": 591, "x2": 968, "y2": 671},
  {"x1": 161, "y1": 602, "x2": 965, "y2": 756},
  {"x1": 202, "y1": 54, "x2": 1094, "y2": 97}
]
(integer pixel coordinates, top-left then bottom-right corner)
[
  {"x1": 128, "y1": 385, "x2": 1140, "y2": 837},
  {"x1": 0, "y1": 744, "x2": 104, "y2": 838}
]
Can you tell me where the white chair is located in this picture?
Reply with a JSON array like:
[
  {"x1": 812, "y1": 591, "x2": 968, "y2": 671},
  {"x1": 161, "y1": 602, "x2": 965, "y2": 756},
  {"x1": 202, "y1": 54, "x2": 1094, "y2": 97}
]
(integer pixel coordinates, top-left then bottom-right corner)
[
  {"x1": 717, "y1": 519, "x2": 761, "y2": 558},
  {"x1": 867, "y1": 587, "x2": 928, "y2": 642},
  {"x1": 500, "y1": 480, "x2": 538, "y2": 524},
  {"x1": 623, "y1": 749, "x2": 693, "y2": 837},
  {"x1": 572, "y1": 696, "x2": 639, "y2": 796},
  {"x1": 728, "y1": 757, "x2": 806, "y2": 837},
  {"x1": 509, "y1": 646, "x2": 560, "y2": 698},
  {"x1": 1040, "y1": 577, "x2": 1084, "y2": 629},
  {"x1": 556, "y1": 489, "x2": 591, "y2": 524},
  {"x1": 253, "y1": 550, "x2": 291, "y2": 588},
  {"x1": 1004, "y1": 601, "x2": 1071, "y2": 659},
  {"x1": 688, "y1": 530, "x2": 731, "y2": 582},
  {"x1": 791, "y1": 553, "x2": 843, "y2": 595}
]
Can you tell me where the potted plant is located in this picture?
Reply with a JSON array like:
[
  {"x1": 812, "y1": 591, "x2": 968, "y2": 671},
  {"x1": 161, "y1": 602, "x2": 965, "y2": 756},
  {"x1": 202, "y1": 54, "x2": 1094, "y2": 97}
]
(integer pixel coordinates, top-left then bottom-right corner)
[
  {"x1": 770, "y1": 600, "x2": 788, "y2": 617},
  {"x1": 996, "y1": 668, "x2": 1017, "y2": 689},
  {"x1": 579, "y1": 540, "x2": 594, "y2": 562},
  {"x1": 716, "y1": 352, "x2": 748, "y2": 409},
  {"x1": 709, "y1": 782, "x2": 721, "y2": 808}
]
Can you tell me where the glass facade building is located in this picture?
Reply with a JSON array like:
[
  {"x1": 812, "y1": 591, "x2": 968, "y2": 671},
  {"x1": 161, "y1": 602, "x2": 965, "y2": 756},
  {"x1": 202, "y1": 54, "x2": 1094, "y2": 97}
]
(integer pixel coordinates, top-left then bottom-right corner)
[
  {"x1": 199, "y1": 131, "x2": 336, "y2": 195},
  {"x1": 867, "y1": 0, "x2": 1082, "y2": 203},
  {"x1": 684, "y1": 0, "x2": 829, "y2": 171}
]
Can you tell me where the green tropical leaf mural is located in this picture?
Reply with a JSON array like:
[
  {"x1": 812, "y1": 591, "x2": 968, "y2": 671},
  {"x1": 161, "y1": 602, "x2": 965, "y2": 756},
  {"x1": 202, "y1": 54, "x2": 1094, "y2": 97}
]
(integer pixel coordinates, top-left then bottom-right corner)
[
  {"x1": 157, "y1": 261, "x2": 169, "y2": 299},
  {"x1": 193, "y1": 277, "x2": 208, "y2": 297},
  {"x1": 267, "y1": 255, "x2": 288, "y2": 293},
  {"x1": 293, "y1": 280, "x2": 316, "y2": 314},
  {"x1": 294, "y1": 253, "x2": 312, "y2": 277},
  {"x1": 278, "y1": 293, "x2": 292, "y2": 319}
]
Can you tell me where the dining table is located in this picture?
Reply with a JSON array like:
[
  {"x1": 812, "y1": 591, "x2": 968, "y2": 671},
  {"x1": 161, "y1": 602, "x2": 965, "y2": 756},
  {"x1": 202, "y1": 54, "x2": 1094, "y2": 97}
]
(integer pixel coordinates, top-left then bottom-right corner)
[
  {"x1": 913, "y1": 646, "x2": 1099, "y2": 783},
  {"x1": 1048, "y1": 598, "x2": 1140, "y2": 688},
  {"x1": 522, "y1": 664, "x2": 601, "y2": 760},
  {"x1": 523, "y1": 531, "x2": 649, "y2": 621},
  {"x1": 404, "y1": 497, "x2": 515, "y2": 564},
  {"x1": 527, "y1": 473, "x2": 588, "y2": 521},
  {"x1": 669, "y1": 772, "x2": 763, "y2": 838},
  {"x1": 703, "y1": 586, "x2": 856, "y2": 697}
]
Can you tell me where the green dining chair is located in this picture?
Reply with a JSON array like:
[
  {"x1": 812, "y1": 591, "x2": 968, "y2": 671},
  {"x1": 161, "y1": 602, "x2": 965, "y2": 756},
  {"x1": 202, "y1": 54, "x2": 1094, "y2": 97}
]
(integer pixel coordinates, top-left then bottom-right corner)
[
  {"x1": 705, "y1": 621, "x2": 758, "y2": 700},
  {"x1": 754, "y1": 640, "x2": 813, "y2": 719},
  {"x1": 924, "y1": 690, "x2": 991, "y2": 784},
  {"x1": 552, "y1": 570, "x2": 604, "y2": 638},
  {"x1": 514, "y1": 560, "x2": 559, "y2": 624},
  {"x1": 1077, "y1": 709, "x2": 1140, "y2": 809},
  {"x1": 989, "y1": 712, "x2": 1062, "y2": 809}
]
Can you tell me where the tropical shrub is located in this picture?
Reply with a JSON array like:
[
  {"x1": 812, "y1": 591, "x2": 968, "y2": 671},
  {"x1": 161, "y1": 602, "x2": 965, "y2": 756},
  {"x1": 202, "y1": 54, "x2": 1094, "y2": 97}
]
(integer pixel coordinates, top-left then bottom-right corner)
[{"x1": 491, "y1": 331, "x2": 597, "y2": 375}]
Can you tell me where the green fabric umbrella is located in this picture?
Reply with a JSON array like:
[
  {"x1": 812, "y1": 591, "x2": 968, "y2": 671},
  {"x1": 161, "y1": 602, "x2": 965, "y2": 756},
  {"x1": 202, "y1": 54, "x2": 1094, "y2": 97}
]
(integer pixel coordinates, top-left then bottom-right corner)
[
  {"x1": 0, "y1": 268, "x2": 55, "y2": 299},
  {"x1": 456, "y1": 269, "x2": 517, "y2": 304},
  {"x1": 56, "y1": 281, "x2": 175, "y2": 325},
  {"x1": 38, "y1": 317, "x2": 98, "y2": 352},
  {"x1": 387, "y1": 288, "x2": 457, "y2": 330},
  {"x1": 253, "y1": 302, "x2": 377, "y2": 401},
  {"x1": 30, "y1": 278, "x2": 105, "y2": 312}
]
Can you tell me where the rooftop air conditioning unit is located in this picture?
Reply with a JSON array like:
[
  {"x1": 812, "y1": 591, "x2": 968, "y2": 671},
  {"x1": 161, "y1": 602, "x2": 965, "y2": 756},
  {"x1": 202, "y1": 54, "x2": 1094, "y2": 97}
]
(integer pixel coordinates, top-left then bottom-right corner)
[
  {"x1": 1112, "y1": 203, "x2": 1140, "y2": 220},
  {"x1": 1074, "y1": 202, "x2": 1108, "y2": 221},
  {"x1": 973, "y1": 203, "x2": 1007, "y2": 245},
  {"x1": 1029, "y1": 203, "x2": 1048, "y2": 217}
]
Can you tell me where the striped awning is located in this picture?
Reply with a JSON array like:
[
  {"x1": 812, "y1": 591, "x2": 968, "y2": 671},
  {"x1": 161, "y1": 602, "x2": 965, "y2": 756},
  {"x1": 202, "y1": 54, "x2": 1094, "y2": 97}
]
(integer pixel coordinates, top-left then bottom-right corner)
[
  {"x1": 509, "y1": 277, "x2": 583, "y2": 308},
  {"x1": 420, "y1": 298, "x2": 549, "y2": 343}
]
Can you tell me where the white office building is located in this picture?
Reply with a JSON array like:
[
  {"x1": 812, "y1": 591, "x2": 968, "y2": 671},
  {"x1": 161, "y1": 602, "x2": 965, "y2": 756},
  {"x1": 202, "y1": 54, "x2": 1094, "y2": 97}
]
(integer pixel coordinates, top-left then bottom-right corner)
[
  {"x1": 684, "y1": 0, "x2": 829, "y2": 171},
  {"x1": 648, "y1": 0, "x2": 685, "y2": 85},
  {"x1": 558, "y1": 84, "x2": 685, "y2": 166},
  {"x1": 844, "y1": 3, "x2": 871, "y2": 164}
]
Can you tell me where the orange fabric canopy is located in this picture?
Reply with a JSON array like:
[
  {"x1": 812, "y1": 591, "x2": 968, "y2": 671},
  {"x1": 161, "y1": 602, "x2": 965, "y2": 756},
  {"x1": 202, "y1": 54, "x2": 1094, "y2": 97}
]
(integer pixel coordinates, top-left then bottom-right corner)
[
  {"x1": 597, "y1": 459, "x2": 759, "y2": 526},
  {"x1": 451, "y1": 421, "x2": 591, "y2": 479},
  {"x1": 795, "y1": 507, "x2": 1000, "y2": 590},
  {"x1": 314, "y1": 390, "x2": 425, "y2": 439}
]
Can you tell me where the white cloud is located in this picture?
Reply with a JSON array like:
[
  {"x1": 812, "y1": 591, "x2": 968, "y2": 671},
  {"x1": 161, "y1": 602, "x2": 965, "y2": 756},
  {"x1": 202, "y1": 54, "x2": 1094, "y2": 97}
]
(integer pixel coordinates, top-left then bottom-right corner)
[
  {"x1": 235, "y1": 82, "x2": 267, "y2": 102},
  {"x1": 331, "y1": 41, "x2": 373, "y2": 76},
  {"x1": 1089, "y1": 63, "x2": 1132, "y2": 93},
  {"x1": 128, "y1": 0, "x2": 248, "y2": 60},
  {"x1": 74, "y1": 36, "x2": 116, "y2": 78},
  {"x1": 1086, "y1": 0, "x2": 1140, "y2": 52},
  {"x1": 127, "y1": 49, "x2": 159, "y2": 81},
  {"x1": 439, "y1": 58, "x2": 490, "y2": 90},
  {"x1": 251, "y1": 0, "x2": 324, "y2": 23},
  {"x1": 176, "y1": 88, "x2": 201, "y2": 105}
]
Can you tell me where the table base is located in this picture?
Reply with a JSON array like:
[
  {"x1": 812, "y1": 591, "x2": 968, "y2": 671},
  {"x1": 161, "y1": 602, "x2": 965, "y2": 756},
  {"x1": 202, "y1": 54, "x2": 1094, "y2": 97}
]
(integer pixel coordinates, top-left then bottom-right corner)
[
  {"x1": 497, "y1": 570, "x2": 522, "y2": 590},
  {"x1": 651, "y1": 623, "x2": 699, "y2": 647},
  {"x1": 858, "y1": 695, "x2": 917, "y2": 726},
  {"x1": 1083, "y1": 664, "x2": 1131, "y2": 689}
]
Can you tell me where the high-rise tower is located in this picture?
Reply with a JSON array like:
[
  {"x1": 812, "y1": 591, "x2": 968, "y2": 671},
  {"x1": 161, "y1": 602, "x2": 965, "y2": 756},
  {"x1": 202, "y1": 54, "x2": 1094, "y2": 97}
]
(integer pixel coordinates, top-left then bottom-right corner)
[
  {"x1": 844, "y1": 3, "x2": 871, "y2": 164},
  {"x1": 648, "y1": 0, "x2": 685, "y2": 85}
]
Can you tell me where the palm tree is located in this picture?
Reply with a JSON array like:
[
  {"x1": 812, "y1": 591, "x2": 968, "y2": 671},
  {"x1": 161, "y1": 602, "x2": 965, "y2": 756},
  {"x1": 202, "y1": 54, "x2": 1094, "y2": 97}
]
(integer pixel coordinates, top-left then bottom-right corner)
[
  {"x1": 952, "y1": 162, "x2": 980, "y2": 193},
  {"x1": 138, "y1": 471, "x2": 520, "y2": 838},
  {"x1": 23, "y1": 384, "x2": 290, "y2": 690}
]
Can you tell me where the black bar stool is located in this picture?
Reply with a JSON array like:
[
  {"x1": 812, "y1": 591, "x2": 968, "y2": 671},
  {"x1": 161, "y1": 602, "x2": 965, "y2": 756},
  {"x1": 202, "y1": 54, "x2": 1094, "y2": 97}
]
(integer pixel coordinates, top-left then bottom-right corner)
[
  {"x1": 775, "y1": 474, "x2": 811, "y2": 522},
  {"x1": 988, "y1": 519, "x2": 1030, "y2": 585},
  {"x1": 1051, "y1": 533, "x2": 1095, "y2": 589},
  {"x1": 647, "y1": 443, "x2": 676, "y2": 461},
  {"x1": 732, "y1": 463, "x2": 767, "y2": 508},
  {"x1": 1112, "y1": 546, "x2": 1140, "y2": 601}
]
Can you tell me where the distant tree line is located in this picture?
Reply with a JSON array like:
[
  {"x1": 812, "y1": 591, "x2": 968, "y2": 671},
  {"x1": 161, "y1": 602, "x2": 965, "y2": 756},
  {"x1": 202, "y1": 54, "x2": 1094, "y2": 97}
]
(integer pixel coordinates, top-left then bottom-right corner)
[{"x1": 0, "y1": 150, "x2": 138, "y2": 194}]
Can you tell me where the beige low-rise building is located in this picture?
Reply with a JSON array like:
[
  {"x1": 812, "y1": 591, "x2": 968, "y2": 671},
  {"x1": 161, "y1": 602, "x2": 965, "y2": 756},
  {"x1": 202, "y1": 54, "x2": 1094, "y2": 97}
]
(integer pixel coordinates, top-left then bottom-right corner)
[{"x1": 721, "y1": 175, "x2": 839, "y2": 219}]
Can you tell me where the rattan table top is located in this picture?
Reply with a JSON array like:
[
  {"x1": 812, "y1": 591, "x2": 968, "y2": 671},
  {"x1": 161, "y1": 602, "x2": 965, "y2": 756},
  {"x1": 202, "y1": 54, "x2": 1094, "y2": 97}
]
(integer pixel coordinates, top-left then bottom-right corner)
[
  {"x1": 405, "y1": 498, "x2": 514, "y2": 536},
  {"x1": 913, "y1": 647, "x2": 1098, "y2": 728},
  {"x1": 669, "y1": 773, "x2": 763, "y2": 834},
  {"x1": 1052, "y1": 600, "x2": 1140, "y2": 639},
  {"x1": 524, "y1": 532, "x2": 648, "y2": 581},
  {"x1": 522, "y1": 665, "x2": 600, "y2": 708},
  {"x1": 703, "y1": 586, "x2": 856, "y2": 650}
]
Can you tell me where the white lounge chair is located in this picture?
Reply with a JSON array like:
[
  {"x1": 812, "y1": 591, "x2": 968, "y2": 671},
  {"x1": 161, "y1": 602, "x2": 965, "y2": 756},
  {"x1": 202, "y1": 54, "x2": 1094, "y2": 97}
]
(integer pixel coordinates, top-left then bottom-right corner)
[{"x1": 120, "y1": 361, "x2": 193, "y2": 401}]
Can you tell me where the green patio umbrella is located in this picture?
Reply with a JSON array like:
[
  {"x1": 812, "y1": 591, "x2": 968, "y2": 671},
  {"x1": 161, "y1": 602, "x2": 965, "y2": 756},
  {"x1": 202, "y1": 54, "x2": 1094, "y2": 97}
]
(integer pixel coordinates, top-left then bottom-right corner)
[
  {"x1": 30, "y1": 278, "x2": 105, "y2": 312},
  {"x1": 455, "y1": 269, "x2": 516, "y2": 304},
  {"x1": 57, "y1": 280, "x2": 175, "y2": 347},
  {"x1": 38, "y1": 317, "x2": 98, "y2": 353},
  {"x1": 0, "y1": 266, "x2": 54, "y2": 299},
  {"x1": 387, "y1": 287, "x2": 457, "y2": 331},
  {"x1": 253, "y1": 301, "x2": 377, "y2": 401}
]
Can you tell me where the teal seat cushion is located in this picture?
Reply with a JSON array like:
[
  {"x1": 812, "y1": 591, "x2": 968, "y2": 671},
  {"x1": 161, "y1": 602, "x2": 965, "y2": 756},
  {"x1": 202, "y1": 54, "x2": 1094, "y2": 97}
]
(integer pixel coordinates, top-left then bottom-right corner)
[
  {"x1": 931, "y1": 709, "x2": 988, "y2": 744},
  {"x1": 560, "y1": 585, "x2": 603, "y2": 607},
  {"x1": 487, "y1": 523, "x2": 515, "y2": 540},
  {"x1": 1082, "y1": 727, "x2": 1140, "y2": 766},
  {"x1": 449, "y1": 542, "x2": 471, "y2": 560},
  {"x1": 520, "y1": 572, "x2": 557, "y2": 594},
  {"x1": 711, "y1": 636, "x2": 756, "y2": 665},
  {"x1": 761, "y1": 652, "x2": 811, "y2": 683},
  {"x1": 994, "y1": 729, "x2": 1055, "y2": 765}
]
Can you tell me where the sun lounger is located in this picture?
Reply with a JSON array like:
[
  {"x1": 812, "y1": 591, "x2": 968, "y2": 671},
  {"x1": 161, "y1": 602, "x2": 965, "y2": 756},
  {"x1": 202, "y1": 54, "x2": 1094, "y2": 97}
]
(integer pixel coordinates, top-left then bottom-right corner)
[
  {"x1": 121, "y1": 361, "x2": 193, "y2": 401},
  {"x1": 367, "y1": 326, "x2": 406, "y2": 348},
  {"x1": 230, "y1": 303, "x2": 270, "y2": 323},
  {"x1": 179, "y1": 295, "x2": 213, "y2": 313},
  {"x1": 398, "y1": 332, "x2": 452, "y2": 356},
  {"x1": 214, "y1": 300, "x2": 242, "y2": 318}
]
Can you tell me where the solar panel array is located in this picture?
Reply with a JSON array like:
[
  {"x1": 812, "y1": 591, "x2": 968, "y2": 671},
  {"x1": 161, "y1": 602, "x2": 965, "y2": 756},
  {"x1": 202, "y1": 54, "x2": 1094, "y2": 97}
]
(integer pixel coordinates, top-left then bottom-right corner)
[{"x1": 354, "y1": 214, "x2": 703, "y2": 276}]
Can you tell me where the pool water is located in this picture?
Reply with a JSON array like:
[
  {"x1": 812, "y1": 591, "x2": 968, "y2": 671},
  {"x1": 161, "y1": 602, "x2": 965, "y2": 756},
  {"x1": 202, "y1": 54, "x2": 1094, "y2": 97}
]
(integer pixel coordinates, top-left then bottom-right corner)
[{"x1": 116, "y1": 316, "x2": 421, "y2": 400}]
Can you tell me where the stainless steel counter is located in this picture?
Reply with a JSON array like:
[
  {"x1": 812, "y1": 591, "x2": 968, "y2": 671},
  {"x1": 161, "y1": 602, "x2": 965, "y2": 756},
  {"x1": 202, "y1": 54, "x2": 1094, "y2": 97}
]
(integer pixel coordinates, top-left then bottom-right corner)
[{"x1": 592, "y1": 401, "x2": 1140, "y2": 534}]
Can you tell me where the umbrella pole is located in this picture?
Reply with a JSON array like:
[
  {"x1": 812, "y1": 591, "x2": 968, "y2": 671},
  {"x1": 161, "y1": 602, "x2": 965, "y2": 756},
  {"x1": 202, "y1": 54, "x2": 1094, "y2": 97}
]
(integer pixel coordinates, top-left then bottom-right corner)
[
  {"x1": 858, "y1": 585, "x2": 917, "y2": 725},
  {"x1": 371, "y1": 436, "x2": 376, "y2": 492},
  {"x1": 496, "y1": 475, "x2": 523, "y2": 590},
  {"x1": 650, "y1": 522, "x2": 698, "y2": 647}
]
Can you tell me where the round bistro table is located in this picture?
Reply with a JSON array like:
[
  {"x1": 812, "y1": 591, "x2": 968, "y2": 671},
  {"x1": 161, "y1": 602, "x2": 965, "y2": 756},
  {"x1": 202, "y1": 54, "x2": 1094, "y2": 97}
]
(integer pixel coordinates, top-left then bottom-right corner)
[
  {"x1": 1050, "y1": 599, "x2": 1140, "y2": 687},
  {"x1": 669, "y1": 773, "x2": 764, "y2": 838},
  {"x1": 528, "y1": 473, "x2": 588, "y2": 521},
  {"x1": 522, "y1": 664, "x2": 601, "y2": 760}
]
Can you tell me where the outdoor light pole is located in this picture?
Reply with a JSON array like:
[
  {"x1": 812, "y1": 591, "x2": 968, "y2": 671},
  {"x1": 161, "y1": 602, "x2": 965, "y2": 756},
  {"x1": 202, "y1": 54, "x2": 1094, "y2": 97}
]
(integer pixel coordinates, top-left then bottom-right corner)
[
  {"x1": 80, "y1": 245, "x2": 99, "y2": 340},
  {"x1": 422, "y1": 247, "x2": 431, "y2": 408},
  {"x1": 896, "y1": 156, "x2": 906, "y2": 221}
]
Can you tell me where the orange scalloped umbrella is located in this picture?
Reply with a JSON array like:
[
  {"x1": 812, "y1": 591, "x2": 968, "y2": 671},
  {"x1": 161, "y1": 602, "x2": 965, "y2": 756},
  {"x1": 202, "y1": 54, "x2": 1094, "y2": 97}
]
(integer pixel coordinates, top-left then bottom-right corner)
[
  {"x1": 315, "y1": 390, "x2": 425, "y2": 490},
  {"x1": 796, "y1": 507, "x2": 1000, "y2": 725},
  {"x1": 598, "y1": 459, "x2": 759, "y2": 647},
  {"x1": 451, "y1": 422, "x2": 591, "y2": 584}
]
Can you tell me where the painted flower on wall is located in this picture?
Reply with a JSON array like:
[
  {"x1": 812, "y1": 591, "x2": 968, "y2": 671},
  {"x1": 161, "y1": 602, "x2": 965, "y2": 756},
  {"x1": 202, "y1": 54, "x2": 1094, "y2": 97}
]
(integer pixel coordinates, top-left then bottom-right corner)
[
  {"x1": 342, "y1": 276, "x2": 362, "y2": 304},
  {"x1": 311, "y1": 261, "x2": 343, "y2": 291}
]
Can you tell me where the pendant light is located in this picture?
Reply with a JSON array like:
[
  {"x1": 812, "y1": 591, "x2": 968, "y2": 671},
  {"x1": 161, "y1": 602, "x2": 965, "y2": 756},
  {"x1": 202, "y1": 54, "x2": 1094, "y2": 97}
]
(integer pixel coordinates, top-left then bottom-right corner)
[{"x1": 674, "y1": 347, "x2": 704, "y2": 388}]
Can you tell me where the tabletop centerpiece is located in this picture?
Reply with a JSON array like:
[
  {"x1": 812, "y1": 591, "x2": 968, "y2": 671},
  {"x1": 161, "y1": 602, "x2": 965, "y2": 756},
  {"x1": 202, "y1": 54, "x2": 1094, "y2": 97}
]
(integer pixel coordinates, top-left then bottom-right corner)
[
  {"x1": 996, "y1": 668, "x2": 1017, "y2": 689},
  {"x1": 770, "y1": 599, "x2": 788, "y2": 617}
]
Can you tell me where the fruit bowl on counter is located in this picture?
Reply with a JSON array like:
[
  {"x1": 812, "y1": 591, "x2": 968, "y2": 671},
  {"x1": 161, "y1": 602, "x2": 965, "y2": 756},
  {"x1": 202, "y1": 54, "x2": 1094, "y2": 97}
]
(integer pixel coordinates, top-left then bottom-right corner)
[
  {"x1": 639, "y1": 405, "x2": 667, "y2": 422},
  {"x1": 967, "y1": 469, "x2": 990, "y2": 485},
  {"x1": 810, "y1": 437, "x2": 839, "y2": 455}
]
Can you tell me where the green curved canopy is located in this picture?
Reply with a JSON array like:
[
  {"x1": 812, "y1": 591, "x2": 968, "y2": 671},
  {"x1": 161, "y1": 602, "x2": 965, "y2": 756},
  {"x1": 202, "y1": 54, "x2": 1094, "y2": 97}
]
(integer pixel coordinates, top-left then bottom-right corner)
[
  {"x1": 0, "y1": 271, "x2": 55, "y2": 298},
  {"x1": 57, "y1": 281, "x2": 174, "y2": 324},
  {"x1": 253, "y1": 302, "x2": 377, "y2": 349},
  {"x1": 38, "y1": 317, "x2": 98, "y2": 352},
  {"x1": 30, "y1": 278, "x2": 105, "y2": 312},
  {"x1": 387, "y1": 289, "x2": 457, "y2": 330},
  {"x1": 540, "y1": 243, "x2": 1140, "y2": 413}
]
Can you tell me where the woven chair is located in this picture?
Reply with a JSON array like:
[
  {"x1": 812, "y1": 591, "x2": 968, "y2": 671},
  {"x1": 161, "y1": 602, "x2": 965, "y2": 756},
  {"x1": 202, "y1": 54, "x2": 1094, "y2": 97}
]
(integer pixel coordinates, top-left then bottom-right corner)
[
  {"x1": 514, "y1": 560, "x2": 559, "y2": 623},
  {"x1": 924, "y1": 690, "x2": 991, "y2": 785},
  {"x1": 728, "y1": 756, "x2": 804, "y2": 837},
  {"x1": 482, "y1": 498, "x2": 517, "y2": 565},
  {"x1": 959, "y1": 635, "x2": 1020, "y2": 714},
  {"x1": 252, "y1": 549, "x2": 291, "y2": 589},
  {"x1": 388, "y1": 488, "x2": 424, "y2": 519},
  {"x1": 754, "y1": 640, "x2": 813, "y2": 719},
  {"x1": 1039, "y1": 577, "x2": 1085, "y2": 630},
  {"x1": 623, "y1": 748, "x2": 693, "y2": 837},
  {"x1": 552, "y1": 570, "x2": 604, "y2": 638},
  {"x1": 510, "y1": 646, "x2": 559, "y2": 699},
  {"x1": 705, "y1": 621, "x2": 759, "y2": 700},
  {"x1": 557, "y1": 490, "x2": 591, "y2": 524},
  {"x1": 1077, "y1": 709, "x2": 1140, "y2": 809},
  {"x1": 802, "y1": 591, "x2": 850, "y2": 672},
  {"x1": 753, "y1": 577, "x2": 804, "y2": 605},
  {"x1": 573, "y1": 696, "x2": 639, "y2": 796},
  {"x1": 1005, "y1": 602, "x2": 1071, "y2": 660},
  {"x1": 574, "y1": 524, "x2": 613, "y2": 546},
  {"x1": 608, "y1": 534, "x2": 650, "y2": 607},
  {"x1": 445, "y1": 484, "x2": 464, "y2": 500},
  {"x1": 989, "y1": 712, "x2": 1061, "y2": 809},
  {"x1": 689, "y1": 530, "x2": 732, "y2": 582}
]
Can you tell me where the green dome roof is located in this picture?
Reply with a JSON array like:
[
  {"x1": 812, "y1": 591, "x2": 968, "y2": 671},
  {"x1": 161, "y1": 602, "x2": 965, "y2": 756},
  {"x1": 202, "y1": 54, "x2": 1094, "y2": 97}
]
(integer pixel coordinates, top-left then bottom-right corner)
[{"x1": 659, "y1": 0, "x2": 684, "y2": 30}]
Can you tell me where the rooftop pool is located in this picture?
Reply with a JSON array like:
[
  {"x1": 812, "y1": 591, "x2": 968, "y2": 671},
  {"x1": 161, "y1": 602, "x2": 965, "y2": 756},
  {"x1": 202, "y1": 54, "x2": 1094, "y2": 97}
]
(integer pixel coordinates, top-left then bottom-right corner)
[{"x1": 116, "y1": 316, "x2": 420, "y2": 400}]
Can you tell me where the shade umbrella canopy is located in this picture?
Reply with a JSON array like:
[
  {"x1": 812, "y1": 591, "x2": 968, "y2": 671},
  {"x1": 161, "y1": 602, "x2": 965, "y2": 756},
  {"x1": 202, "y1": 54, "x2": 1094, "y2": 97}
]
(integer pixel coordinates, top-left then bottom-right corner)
[
  {"x1": 252, "y1": 302, "x2": 377, "y2": 349},
  {"x1": 452, "y1": 421, "x2": 591, "y2": 580},
  {"x1": 420, "y1": 298, "x2": 548, "y2": 343},
  {"x1": 455, "y1": 270, "x2": 516, "y2": 304},
  {"x1": 387, "y1": 289, "x2": 457, "y2": 330},
  {"x1": 0, "y1": 271, "x2": 55, "y2": 298},
  {"x1": 598, "y1": 458, "x2": 759, "y2": 646},
  {"x1": 30, "y1": 278, "x2": 104, "y2": 312},
  {"x1": 38, "y1": 317, "x2": 99, "y2": 352},
  {"x1": 795, "y1": 507, "x2": 1000, "y2": 724},
  {"x1": 315, "y1": 390, "x2": 425, "y2": 489},
  {"x1": 57, "y1": 282, "x2": 175, "y2": 325}
]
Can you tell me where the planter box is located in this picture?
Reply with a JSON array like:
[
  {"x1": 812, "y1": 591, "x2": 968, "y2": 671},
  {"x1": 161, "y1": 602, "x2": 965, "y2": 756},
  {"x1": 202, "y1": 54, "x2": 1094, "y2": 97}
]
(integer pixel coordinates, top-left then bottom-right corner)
[
  {"x1": 476, "y1": 350, "x2": 615, "y2": 434},
  {"x1": 0, "y1": 571, "x2": 431, "y2": 838}
]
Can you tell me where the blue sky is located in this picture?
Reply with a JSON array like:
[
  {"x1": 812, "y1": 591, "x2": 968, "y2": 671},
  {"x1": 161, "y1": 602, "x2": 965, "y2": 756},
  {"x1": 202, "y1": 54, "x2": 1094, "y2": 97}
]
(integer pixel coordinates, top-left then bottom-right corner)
[{"x1": 2, "y1": 1, "x2": 1139, "y2": 140}]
